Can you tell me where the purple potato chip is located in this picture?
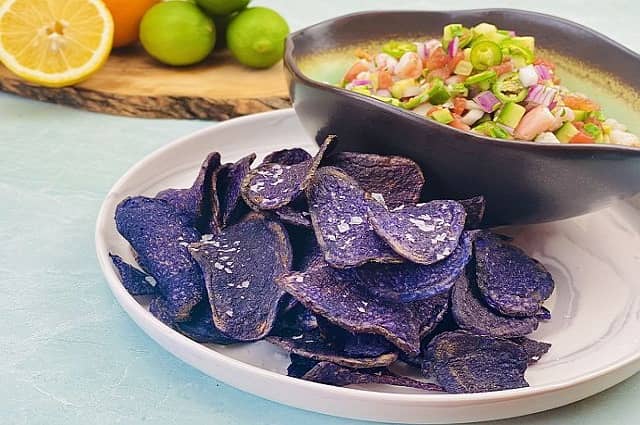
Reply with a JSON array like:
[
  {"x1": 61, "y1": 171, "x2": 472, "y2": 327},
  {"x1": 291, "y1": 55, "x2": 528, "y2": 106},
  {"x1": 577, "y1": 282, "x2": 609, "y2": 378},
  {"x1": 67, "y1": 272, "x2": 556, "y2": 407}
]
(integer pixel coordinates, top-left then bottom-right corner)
[
  {"x1": 475, "y1": 233, "x2": 555, "y2": 317},
  {"x1": 189, "y1": 213, "x2": 291, "y2": 341},
  {"x1": 149, "y1": 296, "x2": 175, "y2": 328},
  {"x1": 451, "y1": 274, "x2": 539, "y2": 338},
  {"x1": 156, "y1": 152, "x2": 222, "y2": 230},
  {"x1": 273, "y1": 205, "x2": 312, "y2": 228},
  {"x1": 513, "y1": 337, "x2": 551, "y2": 364},
  {"x1": 241, "y1": 137, "x2": 334, "y2": 211},
  {"x1": 458, "y1": 196, "x2": 486, "y2": 230},
  {"x1": 368, "y1": 199, "x2": 467, "y2": 265},
  {"x1": 115, "y1": 196, "x2": 205, "y2": 321},
  {"x1": 354, "y1": 231, "x2": 473, "y2": 303},
  {"x1": 262, "y1": 148, "x2": 312, "y2": 166},
  {"x1": 109, "y1": 253, "x2": 157, "y2": 296},
  {"x1": 276, "y1": 262, "x2": 443, "y2": 356},
  {"x1": 272, "y1": 303, "x2": 319, "y2": 337},
  {"x1": 176, "y1": 302, "x2": 239, "y2": 345},
  {"x1": 425, "y1": 331, "x2": 529, "y2": 393},
  {"x1": 217, "y1": 154, "x2": 256, "y2": 226},
  {"x1": 307, "y1": 167, "x2": 402, "y2": 268},
  {"x1": 414, "y1": 292, "x2": 450, "y2": 338},
  {"x1": 267, "y1": 330, "x2": 398, "y2": 369},
  {"x1": 342, "y1": 333, "x2": 396, "y2": 358},
  {"x1": 288, "y1": 354, "x2": 319, "y2": 378},
  {"x1": 325, "y1": 152, "x2": 425, "y2": 208},
  {"x1": 536, "y1": 307, "x2": 552, "y2": 321},
  {"x1": 302, "y1": 362, "x2": 443, "y2": 392}
]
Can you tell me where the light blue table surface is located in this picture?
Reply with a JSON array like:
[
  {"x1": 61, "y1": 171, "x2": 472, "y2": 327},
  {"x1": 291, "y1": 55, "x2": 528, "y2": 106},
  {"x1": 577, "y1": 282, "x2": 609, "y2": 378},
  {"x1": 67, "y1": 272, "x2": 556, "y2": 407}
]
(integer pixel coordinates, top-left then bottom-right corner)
[{"x1": 2, "y1": 1, "x2": 639, "y2": 424}]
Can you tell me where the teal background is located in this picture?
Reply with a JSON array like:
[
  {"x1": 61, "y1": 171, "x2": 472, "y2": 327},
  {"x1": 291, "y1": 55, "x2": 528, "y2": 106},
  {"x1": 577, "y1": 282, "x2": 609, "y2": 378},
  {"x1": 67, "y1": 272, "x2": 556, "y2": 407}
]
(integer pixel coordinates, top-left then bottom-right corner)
[{"x1": 2, "y1": 1, "x2": 639, "y2": 424}]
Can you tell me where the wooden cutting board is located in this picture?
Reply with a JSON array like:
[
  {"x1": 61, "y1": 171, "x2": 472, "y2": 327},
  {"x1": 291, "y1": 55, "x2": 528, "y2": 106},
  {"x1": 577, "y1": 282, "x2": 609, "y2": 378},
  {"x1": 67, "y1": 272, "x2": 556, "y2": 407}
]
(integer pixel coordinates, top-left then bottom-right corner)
[{"x1": 0, "y1": 45, "x2": 290, "y2": 120}]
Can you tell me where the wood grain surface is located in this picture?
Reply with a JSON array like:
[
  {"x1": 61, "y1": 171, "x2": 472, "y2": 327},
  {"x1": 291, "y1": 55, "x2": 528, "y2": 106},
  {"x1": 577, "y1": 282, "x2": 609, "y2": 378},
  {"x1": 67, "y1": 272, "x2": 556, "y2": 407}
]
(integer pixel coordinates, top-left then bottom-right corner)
[{"x1": 0, "y1": 45, "x2": 291, "y2": 120}]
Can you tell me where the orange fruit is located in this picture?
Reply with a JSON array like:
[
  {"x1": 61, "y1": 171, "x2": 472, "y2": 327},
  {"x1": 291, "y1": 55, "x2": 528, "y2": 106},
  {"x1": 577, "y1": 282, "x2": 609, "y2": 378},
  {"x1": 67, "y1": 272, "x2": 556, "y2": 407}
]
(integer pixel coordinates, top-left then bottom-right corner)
[{"x1": 104, "y1": 0, "x2": 158, "y2": 48}]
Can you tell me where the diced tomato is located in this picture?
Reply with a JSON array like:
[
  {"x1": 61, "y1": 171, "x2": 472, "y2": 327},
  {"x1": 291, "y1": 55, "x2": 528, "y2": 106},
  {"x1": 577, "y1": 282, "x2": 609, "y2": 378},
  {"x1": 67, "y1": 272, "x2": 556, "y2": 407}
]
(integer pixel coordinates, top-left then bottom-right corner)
[
  {"x1": 426, "y1": 67, "x2": 452, "y2": 81},
  {"x1": 424, "y1": 47, "x2": 450, "y2": 70},
  {"x1": 534, "y1": 57, "x2": 556, "y2": 71},
  {"x1": 563, "y1": 95, "x2": 600, "y2": 112},
  {"x1": 569, "y1": 130, "x2": 595, "y2": 144},
  {"x1": 573, "y1": 121, "x2": 585, "y2": 131},
  {"x1": 446, "y1": 51, "x2": 465, "y2": 73},
  {"x1": 490, "y1": 60, "x2": 514, "y2": 76},
  {"x1": 450, "y1": 118, "x2": 471, "y2": 131},
  {"x1": 452, "y1": 97, "x2": 467, "y2": 115},
  {"x1": 343, "y1": 60, "x2": 369, "y2": 83},
  {"x1": 377, "y1": 70, "x2": 393, "y2": 89}
]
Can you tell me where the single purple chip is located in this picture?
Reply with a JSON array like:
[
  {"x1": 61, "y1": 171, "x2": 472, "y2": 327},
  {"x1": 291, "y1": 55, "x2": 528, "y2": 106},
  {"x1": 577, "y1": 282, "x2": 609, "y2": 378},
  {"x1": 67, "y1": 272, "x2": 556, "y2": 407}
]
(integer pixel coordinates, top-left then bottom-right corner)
[
  {"x1": 217, "y1": 153, "x2": 256, "y2": 226},
  {"x1": 474, "y1": 233, "x2": 555, "y2": 317},
  {"x1": 241, "y1": 137, "x2": 334, "y2": 211},
  {"x1": 149, "y1": 296, "x2": 176, "y2": 328},
  {"x1": 115, "y1": 196, "x2": 205, "y2": 321},
  {"x1": 302, "y1": 362, "x2": 443, "y2": 392},
  {"x1": 326, "y1": 152, "x2": 425, "y2": 208},
  {"x1": 156, "y1": 152, "x2": 222, "y2": 230},
  {"x1": 368, "y1": 199, "x2": 467, "y2": 265},
  {"x1": 272, "y1": 303, "x2": 319, "y2": 337},
  {"x1": 536, "y1": 307, "x2": 552, "y2": 321},
  {"x1": 276, "y1": 262, "x2": 445, "y2": 356},
  {"x1": 307, "y1": 167, "x2": 402, "y2": 268},
  {"x1": 109, "y1": 253, "x2": 157, "y2": 296},
  {"x1": 176, "y1": 302, "x2": 239, "y2": 345},
  {"x1": 267, "y1": 330, "x2": 398, "y2": 369},
  {"x1": 287, "y1": 354, "x2": 319, "y2": 378},
  {"x1": 425, "y1": 331, "x2": 529, "y2": 393},
  {"x1": 262, "y1": 148, "x2": 312, "y2": 166},
  {"x1": 342, "y1": 333, "x2": 396, "y2": 358},
  {"x1": 451, "y1": 274, "x2": 539, "y2": 338},
  {"x1": 458, "y1": 196, "x2": 486, "y2": 229},
  {"x1": 354, "y1": 231, "x2": 473, "y2": 303},
  {"x1": 189, "y1": 213, "x2": 291, "y2": 341},
  {"x1": 513, "y1": 337, "x2": 551, "y2": 364}
]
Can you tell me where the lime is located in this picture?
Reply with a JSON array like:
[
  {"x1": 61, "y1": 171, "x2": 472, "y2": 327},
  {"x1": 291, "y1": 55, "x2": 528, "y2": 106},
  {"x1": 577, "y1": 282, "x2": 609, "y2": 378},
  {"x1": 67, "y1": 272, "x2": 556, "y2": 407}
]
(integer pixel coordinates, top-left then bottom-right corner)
[
  {"x1": 140, "y1": 2, "x2": 215, "y2": 66},
  {"x1": 196, "y1": 0, "x2": 250, "y2": 16},
  {"x1": 226, "y1": 7, "x2": 290, "y2": 69}
]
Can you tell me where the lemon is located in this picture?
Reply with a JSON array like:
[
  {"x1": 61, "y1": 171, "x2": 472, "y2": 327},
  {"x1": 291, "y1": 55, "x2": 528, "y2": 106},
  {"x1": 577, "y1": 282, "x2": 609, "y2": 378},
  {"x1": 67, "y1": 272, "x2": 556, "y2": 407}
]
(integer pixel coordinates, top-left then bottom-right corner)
[
  {"x1": 196, "y1": 0, "x2": 250, "y2": 17},
  {"x1": 226, "y1": 7, "x2": 289, "y2": 69},
  {"x1": 140, "y1": 1, "x2": 215, "y2": 66},
  {"x1": 0, "y1": 0, "x2": 114, "y2": 88}
]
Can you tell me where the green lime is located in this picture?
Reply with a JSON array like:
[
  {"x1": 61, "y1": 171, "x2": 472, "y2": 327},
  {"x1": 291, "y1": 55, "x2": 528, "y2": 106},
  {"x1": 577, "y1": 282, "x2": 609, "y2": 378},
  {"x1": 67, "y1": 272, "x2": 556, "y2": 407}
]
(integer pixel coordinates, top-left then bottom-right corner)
[
  {"x1": 195, "y1": 0, "x2": 250, "y2": 16},
  {"x1": 226, "y1": 7, "x2": 290, "y2": 69},
  {"x1": 140, "y1": 2, "x2": 215, "y2": 66}
]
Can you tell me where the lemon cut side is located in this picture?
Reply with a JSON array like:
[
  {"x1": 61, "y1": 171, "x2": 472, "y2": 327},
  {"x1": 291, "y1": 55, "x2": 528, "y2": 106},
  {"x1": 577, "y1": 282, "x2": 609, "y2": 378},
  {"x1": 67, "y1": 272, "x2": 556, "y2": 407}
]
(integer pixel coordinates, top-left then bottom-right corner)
[{"x1": 0, "y1": 0, "x2": 114, "y2": 87}]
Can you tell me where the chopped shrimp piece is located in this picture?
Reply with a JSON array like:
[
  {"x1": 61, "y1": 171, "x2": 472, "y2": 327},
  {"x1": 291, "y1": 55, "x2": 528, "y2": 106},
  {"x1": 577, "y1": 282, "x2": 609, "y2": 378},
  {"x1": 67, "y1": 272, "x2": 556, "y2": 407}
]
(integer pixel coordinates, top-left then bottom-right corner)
[
  {"x1": 374, "y1": 53, "x2": 398, "y2": 73},
  {"x1": 395, "y1": 52, "x2": 423, "y2": 79},
  {"x1": 343, "y1": 60, "x2": 370, "y2": 84},
  {"x1": 514, "y1": 106, "x2": 555, "y2": 141},
  {"x1": 377, "y1": 70, "x2": 393, "y2": 89}
]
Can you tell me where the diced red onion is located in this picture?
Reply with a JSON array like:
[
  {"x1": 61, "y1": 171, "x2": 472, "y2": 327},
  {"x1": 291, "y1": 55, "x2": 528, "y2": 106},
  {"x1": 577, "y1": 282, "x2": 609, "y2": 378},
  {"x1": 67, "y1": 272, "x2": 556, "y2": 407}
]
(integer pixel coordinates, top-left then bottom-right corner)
[
  {"x1": 351, "y1": 79, "x2": 372, "y2": 87},
  {"x1": 473, "y1": 91, "x2": 501, "y2": 113},
  {"x1": 376, "y1": 89, "x2": 391, "y2": 97},
  {"x1": 461, "y1": 109, "x2": 485, "y2": 125},
  {"x1": 548, "y1": 100, "x2": 558, "y2": 110},
  {"x1": 465, "y1": 100, "x2": 483, "y2": 110},
  {"x1": 448, "y1": 36, "x2": 460, "y2": 57},
  {"x1": 534, "y1": 64, "x2": 552, "y2": 81},
  {"x1": 526, "y1": 84, "x2": 558, "y2": 107},
  {"x1": 415, "y1": 42, "x2": 428, "y2": 61},
  {"x1": 518, "y1": 65, "x2": 538, "y2": 87},
  {"x1": 412, "y1": 103, "x2": 434, "y2": 116}
]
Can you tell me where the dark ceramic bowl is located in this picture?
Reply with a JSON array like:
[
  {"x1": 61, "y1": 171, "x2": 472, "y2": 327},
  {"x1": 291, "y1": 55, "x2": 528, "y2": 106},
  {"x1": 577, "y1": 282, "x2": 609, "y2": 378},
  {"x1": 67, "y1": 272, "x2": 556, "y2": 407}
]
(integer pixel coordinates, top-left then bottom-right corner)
[{"x1": 284, "y1": 9, "x2": 640, "y2": 226}]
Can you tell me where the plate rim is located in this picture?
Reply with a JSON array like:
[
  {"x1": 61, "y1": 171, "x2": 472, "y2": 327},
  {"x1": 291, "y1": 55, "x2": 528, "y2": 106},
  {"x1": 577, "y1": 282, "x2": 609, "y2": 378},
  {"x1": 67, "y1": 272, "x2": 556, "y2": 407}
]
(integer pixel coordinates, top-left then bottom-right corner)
[{"x1": 94, "y1": 109, "x2": 640, "y2": 414}]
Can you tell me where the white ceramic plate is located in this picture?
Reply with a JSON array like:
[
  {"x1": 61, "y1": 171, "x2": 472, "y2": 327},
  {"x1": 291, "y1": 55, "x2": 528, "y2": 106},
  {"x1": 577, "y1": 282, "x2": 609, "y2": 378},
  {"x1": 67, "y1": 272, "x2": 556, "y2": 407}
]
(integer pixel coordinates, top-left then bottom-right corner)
[{"x1": 95, "y1": 109, "x2": 640, "y2": 424}]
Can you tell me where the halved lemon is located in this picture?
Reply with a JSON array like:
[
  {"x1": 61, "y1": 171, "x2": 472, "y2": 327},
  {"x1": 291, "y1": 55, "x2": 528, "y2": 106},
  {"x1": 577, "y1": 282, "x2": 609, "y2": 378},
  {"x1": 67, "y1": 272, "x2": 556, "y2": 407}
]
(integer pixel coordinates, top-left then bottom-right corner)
[{"x1": 0, "y1": 0, "x2": 114, "y2": 87}]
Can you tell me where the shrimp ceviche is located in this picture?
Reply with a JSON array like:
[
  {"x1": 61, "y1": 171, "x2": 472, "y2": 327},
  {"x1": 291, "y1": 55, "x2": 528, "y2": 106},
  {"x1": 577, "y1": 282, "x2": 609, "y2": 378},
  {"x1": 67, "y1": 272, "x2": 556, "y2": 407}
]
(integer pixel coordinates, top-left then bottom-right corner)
[{"x1": 342, "y1": 22, "x2": 640, "y2": 147}]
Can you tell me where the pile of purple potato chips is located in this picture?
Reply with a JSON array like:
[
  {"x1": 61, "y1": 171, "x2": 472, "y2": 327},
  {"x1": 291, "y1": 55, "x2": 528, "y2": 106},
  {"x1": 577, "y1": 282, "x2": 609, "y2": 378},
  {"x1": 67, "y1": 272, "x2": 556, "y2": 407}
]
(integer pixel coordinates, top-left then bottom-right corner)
[{"x1": 111, "y1": 136, "x2": 554, "y2": 394}]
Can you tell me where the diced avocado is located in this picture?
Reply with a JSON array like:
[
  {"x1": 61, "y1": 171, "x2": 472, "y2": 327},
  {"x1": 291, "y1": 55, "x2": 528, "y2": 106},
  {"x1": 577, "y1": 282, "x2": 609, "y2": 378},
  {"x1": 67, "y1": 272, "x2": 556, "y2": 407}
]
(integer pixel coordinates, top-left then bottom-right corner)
[
  {"x1": 555, "y1": 122, "x2": 580, "y2": 143},
  {"x1": 463, "y1": 47, "x2": 471, "y2": 61},
  {"x1": 584, "y1": 123, "x2": 603, "y2": 140},
  {"x1": 447, "y1": 83, "x2": 468, "y2": 98},
  {"x1": 427, "y1": 79, "x2": 451, "y2": 105},
  {"x1": 510, "y1": 55, "x2": 527, "y2": 69},
  {"x1": 400, "y1": 91, "x2": 429, "y2": 109},
  {"x1": 494, "y1": 102, "x2": 526, "y2": 128},
  {"x1": 572, "y1": 109, "x2": 588, "y2": 121},
  {"x1": 390, "y1": 79, "x2": 417, "y2": 99},
  {"x1": 454, "y1": 60, "x2": 474, "y2": 76},
  {"x1": 473, "y1": 23, "x2": 498, "y2": 36},
  {"x1": 443, "y1": 23, "x2": 464, "y2": 43},
  {"x1": 431, "y1": 108, "x2": 454, "y2": 124},
  {"x1": 372, "y1": 95, "x2": 401, "y2": 107},
  {"x1": 589, "y1": 110, "x2": 606, "y2": 121},
  {"x1": 511, "y1": 36, "x2": 535, "y2": 52},
  {"x1": 473, "y1": 121, "x2": 510, "y2": 139}
]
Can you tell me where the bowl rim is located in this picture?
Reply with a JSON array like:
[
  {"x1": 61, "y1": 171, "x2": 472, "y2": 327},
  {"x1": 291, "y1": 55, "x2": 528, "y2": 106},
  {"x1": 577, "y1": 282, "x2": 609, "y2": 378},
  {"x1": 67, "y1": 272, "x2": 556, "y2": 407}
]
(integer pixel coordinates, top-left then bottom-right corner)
[{"x1": 284, "y1": 8, "x2": 640, "y2": 154}]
